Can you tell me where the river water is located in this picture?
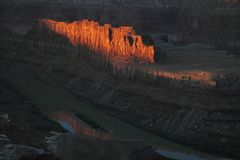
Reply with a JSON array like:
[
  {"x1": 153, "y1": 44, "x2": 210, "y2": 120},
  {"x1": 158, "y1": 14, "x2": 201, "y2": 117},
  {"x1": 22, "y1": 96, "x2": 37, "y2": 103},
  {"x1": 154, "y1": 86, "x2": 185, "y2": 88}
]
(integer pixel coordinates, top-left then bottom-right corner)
[{"x1": 0, "y1": 71, "x2": 231, "y2": 160}]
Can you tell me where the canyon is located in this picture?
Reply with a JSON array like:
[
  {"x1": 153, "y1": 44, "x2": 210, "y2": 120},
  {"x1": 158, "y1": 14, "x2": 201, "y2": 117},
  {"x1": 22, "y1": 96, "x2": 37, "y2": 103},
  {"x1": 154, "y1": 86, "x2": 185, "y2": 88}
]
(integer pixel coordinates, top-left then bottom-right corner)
[
  {"x1": 0, "y1": 1, "x2": 240, "y2": 160},
  {"x1": 0, "y1": 22, "x2": 240, "y2": 159}
]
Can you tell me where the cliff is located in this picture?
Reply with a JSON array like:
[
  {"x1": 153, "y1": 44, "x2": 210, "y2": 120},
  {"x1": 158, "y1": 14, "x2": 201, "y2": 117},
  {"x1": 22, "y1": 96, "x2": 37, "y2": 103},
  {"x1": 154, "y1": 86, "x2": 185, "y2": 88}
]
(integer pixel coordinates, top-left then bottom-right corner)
[
  {"x1": 177, "y1": 4, "x2": 240, "y2": 51},
  {"x1": 2, "y1": 1, "x2": 239, "y2": 51},
  {"x1": 39, "y1": 19, "x2": 155, "y2": 63}
]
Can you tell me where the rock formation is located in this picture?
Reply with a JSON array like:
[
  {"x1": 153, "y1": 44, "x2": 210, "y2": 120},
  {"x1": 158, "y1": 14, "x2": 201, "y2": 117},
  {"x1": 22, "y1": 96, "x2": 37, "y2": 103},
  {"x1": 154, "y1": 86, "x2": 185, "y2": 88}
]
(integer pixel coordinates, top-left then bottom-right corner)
[{"x1": 39, "y1": 19, "x2": 155, "y2": 63}]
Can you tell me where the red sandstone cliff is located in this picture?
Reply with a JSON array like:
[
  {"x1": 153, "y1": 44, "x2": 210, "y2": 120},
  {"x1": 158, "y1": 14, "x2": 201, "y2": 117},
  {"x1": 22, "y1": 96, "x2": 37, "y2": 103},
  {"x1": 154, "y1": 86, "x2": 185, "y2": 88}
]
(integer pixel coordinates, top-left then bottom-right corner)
[{"x1": 39, "y1": 19, "x2": 155, "y2": 63}]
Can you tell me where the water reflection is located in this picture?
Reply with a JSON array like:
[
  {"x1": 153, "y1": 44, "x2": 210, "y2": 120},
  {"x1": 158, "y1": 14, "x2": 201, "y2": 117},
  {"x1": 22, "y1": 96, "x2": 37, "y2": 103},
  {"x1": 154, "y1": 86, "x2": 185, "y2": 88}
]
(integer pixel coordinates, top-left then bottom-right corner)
[{"x1": 51, "y1": 111, "x2": 112, "y2": 140}]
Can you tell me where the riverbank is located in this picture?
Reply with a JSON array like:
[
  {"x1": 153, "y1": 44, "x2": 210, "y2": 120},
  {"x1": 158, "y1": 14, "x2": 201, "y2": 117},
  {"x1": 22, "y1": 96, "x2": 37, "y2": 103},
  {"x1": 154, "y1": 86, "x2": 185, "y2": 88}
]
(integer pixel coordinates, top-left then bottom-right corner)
[
  {"x1": 0, "y1": 71, "x2": 233, "y2": 160},
  {"x1": 0, "y1": 77, "x2": 172, "y2": 160}
]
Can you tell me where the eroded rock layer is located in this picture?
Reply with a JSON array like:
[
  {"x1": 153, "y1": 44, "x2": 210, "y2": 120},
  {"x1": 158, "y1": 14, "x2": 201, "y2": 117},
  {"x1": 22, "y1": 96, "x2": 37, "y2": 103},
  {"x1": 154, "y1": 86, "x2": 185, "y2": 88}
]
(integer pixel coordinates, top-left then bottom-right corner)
[{"x1": 39, "y1": 19, "x2": 155, "y2": 63}]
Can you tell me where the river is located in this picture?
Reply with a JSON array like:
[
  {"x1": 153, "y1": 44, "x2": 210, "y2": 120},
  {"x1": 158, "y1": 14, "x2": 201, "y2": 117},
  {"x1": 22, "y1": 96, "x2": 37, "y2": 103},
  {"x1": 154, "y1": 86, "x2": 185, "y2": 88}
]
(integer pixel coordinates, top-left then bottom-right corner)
[{"x1": 0, "y1": 71, "x2": 231, "y2": 160}]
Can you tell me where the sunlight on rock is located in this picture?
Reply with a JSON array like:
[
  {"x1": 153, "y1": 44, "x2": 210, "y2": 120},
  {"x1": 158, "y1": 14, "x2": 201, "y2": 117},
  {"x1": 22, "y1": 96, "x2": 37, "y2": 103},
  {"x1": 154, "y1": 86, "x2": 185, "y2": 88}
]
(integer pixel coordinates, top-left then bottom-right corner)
[{"x1": 39, "y1": 19, "x2": 155, "y2": 63}]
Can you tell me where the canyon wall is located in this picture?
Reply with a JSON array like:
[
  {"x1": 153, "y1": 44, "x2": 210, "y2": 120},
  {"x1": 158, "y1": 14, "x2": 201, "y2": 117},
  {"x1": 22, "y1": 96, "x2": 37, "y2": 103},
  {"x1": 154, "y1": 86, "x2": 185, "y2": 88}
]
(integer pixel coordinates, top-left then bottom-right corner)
[
  {"x1": 39, "y1": 19, "x2": 155, "y2": 63},
  {"x1": 176, "y1": 1, "x2": 240, "y2": 51}
]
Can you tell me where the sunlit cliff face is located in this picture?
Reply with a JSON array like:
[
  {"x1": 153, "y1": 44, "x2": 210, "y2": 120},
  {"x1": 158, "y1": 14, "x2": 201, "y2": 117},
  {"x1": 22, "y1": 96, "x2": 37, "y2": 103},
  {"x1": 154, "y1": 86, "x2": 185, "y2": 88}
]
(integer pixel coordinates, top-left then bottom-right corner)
[{"x1": 39, "y1": 19, "x2": 155, "y2": 63}]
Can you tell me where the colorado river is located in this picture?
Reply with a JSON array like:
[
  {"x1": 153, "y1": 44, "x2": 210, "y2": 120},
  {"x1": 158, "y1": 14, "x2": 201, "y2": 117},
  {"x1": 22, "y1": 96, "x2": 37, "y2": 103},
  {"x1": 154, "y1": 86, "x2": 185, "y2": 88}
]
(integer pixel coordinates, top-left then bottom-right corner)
[{"x1": 0, "y1": 71, "x2": 230, "y2": 160}]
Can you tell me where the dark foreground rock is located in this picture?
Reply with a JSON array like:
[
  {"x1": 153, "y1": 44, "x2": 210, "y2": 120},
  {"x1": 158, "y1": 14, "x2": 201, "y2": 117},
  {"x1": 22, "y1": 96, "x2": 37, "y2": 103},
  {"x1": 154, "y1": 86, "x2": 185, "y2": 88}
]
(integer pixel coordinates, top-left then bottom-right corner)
[
  {"x1": 0, "y1": 79, "x2": 63, "y2": 159},
  {"x1": 0, "y1": 79, "x2": 64, "y2": 148},
  {"x1": 46, "y1": 133, "x2": 170, "y2": 160}
]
